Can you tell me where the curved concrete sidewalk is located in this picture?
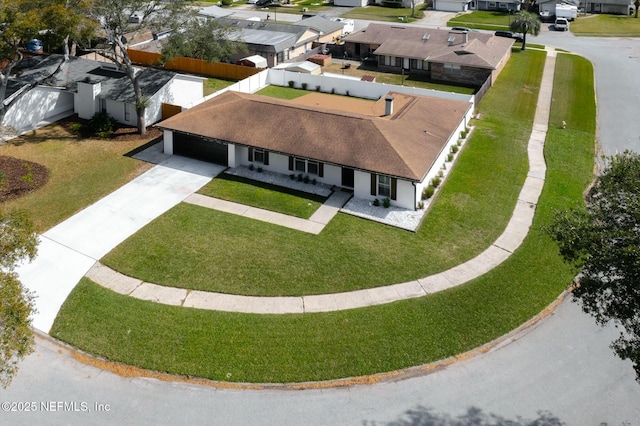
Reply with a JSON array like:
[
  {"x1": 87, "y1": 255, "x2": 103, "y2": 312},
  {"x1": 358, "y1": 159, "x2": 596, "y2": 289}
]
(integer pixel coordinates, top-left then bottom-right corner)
[{"x1": 86, "y1": 48, "x2": 558, "y2": 315}]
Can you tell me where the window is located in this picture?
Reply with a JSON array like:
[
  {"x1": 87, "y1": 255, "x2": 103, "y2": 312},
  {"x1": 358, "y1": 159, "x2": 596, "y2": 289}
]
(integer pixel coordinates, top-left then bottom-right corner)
[
  {"x1": 254, "y1": 149, "x2": 265, "y2": 164},
  {"x1": 289, "y1": 156, "x2": 323, "y2": 177},
  {"x1": 444, "y1": 63, "x2": 461, "y2": 75},
  {"x1": 488, "y1": 1, "x2": 496, "y2": 7},
  {"x1": 124, "y1": 103, "x2": 131, "y2": 121},
  {"x1": 395, "y1": 56, "x2": 402, "y2": 67},
  {"x1": 307, "y1": 161, "x2": 319, "y2": 175},
  {"x1": 295, "y1": 158, "x2": 306, "y2": 173},
  {"x1": 378, "y1": 175, "x2": 391, "y2": 198}
]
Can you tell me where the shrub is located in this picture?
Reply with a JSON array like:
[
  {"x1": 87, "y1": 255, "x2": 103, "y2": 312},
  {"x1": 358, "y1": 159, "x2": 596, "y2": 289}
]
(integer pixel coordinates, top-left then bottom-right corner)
[
  {"x1": 457, "y1": 139, "x2": 463, "y2": 147},
  {"x1": 431, "y1": 176, "x2": 441, "y2": 188},
  {"x1": 373, "y1": 198, "x2": 380, "y2": 206},
  {"x1": 451, "y1": 145, "x2": 459, "y2": 154},
  {"x1": 290, "y1": 174, "x2": 295, "y2": 180},
  {"x1": 297, "y1": 174, "x2": 303, "y2": 182},
  {"x1": 257, "y1": 167, "x2": 263, "y2": 173},
  {"x1": 422, "y1": 186, "x2": 434, "y2": 200},
  {"x1": 447, "y1": 153, "x2": 454, "y2": 162},
  {"x1": 417, "y1": 201, "x2": 424, "y2": 209},
  {"x1": 346, "y1": 90, "x2": 350, "y2": 97},
  {"x1": 383, "y1": 197, "x2": 390, "y2": 208},
  {"x1": 316, "y1": 85, "x2": 321, "y2": 92},
  {"x1": 303, "y1": 175, "x2": 310, "y2": 184},
  {"x1": 88, "y1": 112, "x2": 116, "y2": 137},
  {"x1": 331, "y1": 88, "x2": 335, "y2": 94},
  {"x1": 70, "y1": 122, "x2": 82, "y2": 133},
  {"x1": 301, "y1": 83, "x2": 307, "y2": 90},
  {"x1": 438, "y1": 170, "x2": 444, "y2": 178},
  {"x1": 460, "y1": 130, "x2": 468, "y2": 139},
  {"x1": 220, "y1": 0, "x2": 232, "y2": 5},
  {"x1": 248, "y1": 163, "x2": 255, "y2": 171},
  {"x1": 312, "y1": 178, "x2": 316, "y2": 185},
  {"x1": 288, "y1": 80, "x2": 295, "y2": 88}
]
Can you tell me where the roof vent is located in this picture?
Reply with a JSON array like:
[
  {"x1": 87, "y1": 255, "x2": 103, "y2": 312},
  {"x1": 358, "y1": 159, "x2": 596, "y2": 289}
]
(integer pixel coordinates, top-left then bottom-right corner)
[
  {"x1": 422, "y1": 33, "x2": 430, "y2": 40},
  {"x1": 447, "y1": 35, "x2": 455, "y2": 45}
]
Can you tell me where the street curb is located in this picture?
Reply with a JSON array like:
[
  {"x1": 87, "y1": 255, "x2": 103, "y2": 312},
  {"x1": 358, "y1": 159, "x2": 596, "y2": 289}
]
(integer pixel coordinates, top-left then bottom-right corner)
[{"x1": 35, "y1": 290, "x2": 571, "y2": 391}]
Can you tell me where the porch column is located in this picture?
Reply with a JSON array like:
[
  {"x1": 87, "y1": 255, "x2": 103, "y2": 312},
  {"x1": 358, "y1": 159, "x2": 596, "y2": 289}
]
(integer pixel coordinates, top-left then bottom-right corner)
[{"x1": 163, "y1": 130, "x2": 173, "y2": 155}]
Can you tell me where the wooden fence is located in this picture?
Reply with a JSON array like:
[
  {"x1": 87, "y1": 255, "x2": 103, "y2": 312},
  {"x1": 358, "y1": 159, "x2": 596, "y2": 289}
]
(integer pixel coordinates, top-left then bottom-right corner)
[{"x1": 127, "y1": 49, "x2": 262, "y2": 80}]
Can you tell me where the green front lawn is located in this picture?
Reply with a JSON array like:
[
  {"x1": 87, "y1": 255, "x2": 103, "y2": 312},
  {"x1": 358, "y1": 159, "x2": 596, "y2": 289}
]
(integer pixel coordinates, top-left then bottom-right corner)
[
  {"x1": 197, "y1": 174, "x2": 326, "y2": 219},
  {"x1": 342, "y1": 5, "x2": 425, "y2": 23},
  {"x1": 447, "y1": 11, "x2": 514, "y2": 30},
  {"x1": 571, "y1": 14, "x2": 640, "y2": 36},
  {"x1": 50, "y1": 53, "x2": 596, "y2": 383}
]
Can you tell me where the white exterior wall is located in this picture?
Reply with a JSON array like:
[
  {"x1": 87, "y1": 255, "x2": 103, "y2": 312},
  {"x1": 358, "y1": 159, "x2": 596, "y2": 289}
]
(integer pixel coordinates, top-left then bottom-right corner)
[
  {"x1": 353, "y1": 170, "x2": 372, "y2": 201},
  {"x1": 334, "y1": 0, "x2": 368, "y2": 6},
  {"x1": 322, "y1": 164, "x2": 343, "y2": 187},
  {"x1": 167, "y1": 75, "x2": 205, "y2": 106},
  {"x1": 266, "y1": 69, "x2": 475, "y2": 107},
  {"x1": 76, "y1": 81, "x2": 101, "y2": 120},
  {"x1": 163, "y1": 130, "x2": 173, "y2": 155},
  {"x1": 4, "y1": 87, "x2": 73, "y2": 134}
]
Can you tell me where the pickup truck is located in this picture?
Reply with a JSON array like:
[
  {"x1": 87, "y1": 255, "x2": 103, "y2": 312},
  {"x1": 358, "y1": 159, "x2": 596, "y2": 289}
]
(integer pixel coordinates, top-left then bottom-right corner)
[{"x1": 554, "y1": 18, "x2": 569, "y2": 31}]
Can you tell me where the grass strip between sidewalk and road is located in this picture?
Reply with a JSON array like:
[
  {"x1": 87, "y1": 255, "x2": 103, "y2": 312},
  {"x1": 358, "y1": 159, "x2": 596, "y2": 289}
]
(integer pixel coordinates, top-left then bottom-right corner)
[
  {"x1": 98, "y1": 49, "x2": 544, "y2": 297},
  {"x1": 50, "y1": 52, "x2": 595, "y2": 383}
]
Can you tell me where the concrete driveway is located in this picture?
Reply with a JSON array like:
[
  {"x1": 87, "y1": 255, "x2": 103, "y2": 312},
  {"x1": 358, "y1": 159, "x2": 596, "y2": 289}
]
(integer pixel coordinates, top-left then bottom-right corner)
[{"x1": 16, "y1": 156, "x2": 224, "y2": 332}]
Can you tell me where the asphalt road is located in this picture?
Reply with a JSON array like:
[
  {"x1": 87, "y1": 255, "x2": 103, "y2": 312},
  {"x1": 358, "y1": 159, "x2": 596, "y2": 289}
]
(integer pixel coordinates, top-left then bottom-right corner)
[{"x1": 2, "y1": 17, "x2": 640, "y2": 426}]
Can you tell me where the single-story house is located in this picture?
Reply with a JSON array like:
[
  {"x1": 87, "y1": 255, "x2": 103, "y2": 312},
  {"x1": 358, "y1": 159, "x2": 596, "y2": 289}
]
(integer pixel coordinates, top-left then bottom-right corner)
[
  {"x1": 433, "y1": 0, "x2": 473, "y2": 11},
  {"x1": 3, "y1": 54, "x2": 204, "y2": 134},
  {"x1": 473, "y1": 0, "x2": 521, "y2": 11},
  {"x1": 292, "y1": 15, "x2": 346, "y2": 41},
  {"x1": 584, "y1": 0, "x2": 633, "y2": 14},
  {"x1": 216, "y1": 17, "x2": 324, "y2": 67},
  {"x1": 342, "y1": 24, "x2": 513, "y2": 86},
  {"x1": 156, "y1": 90, "x2": 473, "y2": 210}
]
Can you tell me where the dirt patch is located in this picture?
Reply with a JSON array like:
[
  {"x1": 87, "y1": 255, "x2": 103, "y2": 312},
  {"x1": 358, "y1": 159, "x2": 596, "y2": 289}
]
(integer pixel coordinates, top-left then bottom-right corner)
[{"x1": 0, "y1": 156, "x2": 49, "y2": 203}]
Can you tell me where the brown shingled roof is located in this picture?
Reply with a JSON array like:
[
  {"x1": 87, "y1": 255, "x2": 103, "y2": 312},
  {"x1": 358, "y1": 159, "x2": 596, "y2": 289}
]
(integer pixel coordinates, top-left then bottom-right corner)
[
  {"x1": 345, "y1": 24, "x2": 513, "y2": 69},
  {"x1": 156, "y1": 90, "x2": 471, "y2": 181}
]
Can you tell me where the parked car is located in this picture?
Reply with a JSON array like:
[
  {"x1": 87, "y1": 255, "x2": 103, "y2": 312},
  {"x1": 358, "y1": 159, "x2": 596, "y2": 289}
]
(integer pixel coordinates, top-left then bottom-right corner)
[
  {"x1": 494, "y1": 31, "x2": 524, "y2": 43},
  {"x1": 255, "y1": 0, "x2": 274, "y2": 6},
  {"x1": 247, "y1": 0, "x2": 258, "y2": 4},
  {"x1": 554, "y1": 17, "x2": 569, "y2": 31},
  {"x1": 26, "y1": 39, "x2": 43, "y2": 53},
  {"x1": 451, "y1": 26, "x2": 478, "y2": 33}
]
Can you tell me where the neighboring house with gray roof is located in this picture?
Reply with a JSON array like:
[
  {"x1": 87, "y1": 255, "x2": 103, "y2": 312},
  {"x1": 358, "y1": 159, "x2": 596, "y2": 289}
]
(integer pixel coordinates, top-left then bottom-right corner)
[
  {"x1": 584, "y1": 0, "x2": 633, "y2": 13},
  {"x1": 156, "y1": 90, "x2": 473, "y2": 210},
  {"x1": 3, "y1": 54, "x2": 204, "y2": 135},
  {"x1": 432, "y1": 0, "x2": 473, "y2": 11},
  {"x1": 216, "y1": 18, "x2": 322, "y2": 67},
  {"x1": 342, "y1": 24, "x2": 513, "y2": 86},
  {"x1": 292, "y1": 15, "x2": 346, "y2": 42}
]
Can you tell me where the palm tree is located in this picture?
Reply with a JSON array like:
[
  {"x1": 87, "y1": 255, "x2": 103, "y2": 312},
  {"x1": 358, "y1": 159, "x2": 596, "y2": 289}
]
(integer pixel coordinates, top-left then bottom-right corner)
[{"x1": 509, "y1": 10, "x2": 541, "y2": 51}]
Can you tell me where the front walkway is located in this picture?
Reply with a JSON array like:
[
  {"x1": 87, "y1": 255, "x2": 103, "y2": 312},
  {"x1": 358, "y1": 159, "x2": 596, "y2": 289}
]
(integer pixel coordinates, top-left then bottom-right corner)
[
  {"x1": 85, "y1": 48, "x2": 558, "y2": 315},
  {"x1": 185, "y1": 190, "x2": 352, "y2": 235}
]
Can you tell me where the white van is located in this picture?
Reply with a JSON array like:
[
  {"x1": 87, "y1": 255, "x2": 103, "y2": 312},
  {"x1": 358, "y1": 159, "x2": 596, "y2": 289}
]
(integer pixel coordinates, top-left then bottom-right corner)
[{"x1": 555, "y1": 18, "x2": 569, "y2": 31}]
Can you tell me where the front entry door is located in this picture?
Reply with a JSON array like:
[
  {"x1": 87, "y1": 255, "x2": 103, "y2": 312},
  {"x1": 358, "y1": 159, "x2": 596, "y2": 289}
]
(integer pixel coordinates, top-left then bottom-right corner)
[{"x1": 341, "y1": 167, "x2": 354, "y2": 188}]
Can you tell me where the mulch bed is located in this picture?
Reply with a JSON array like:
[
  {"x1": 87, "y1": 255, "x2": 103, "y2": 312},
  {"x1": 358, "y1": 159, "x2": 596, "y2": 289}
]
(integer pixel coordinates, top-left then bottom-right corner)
[
  {"x1": 0, "y1": 156, "x2": 49, "y2": 203},
  {"x1": 55, "y1": 116, "x2": 162, "y2": 142}
]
